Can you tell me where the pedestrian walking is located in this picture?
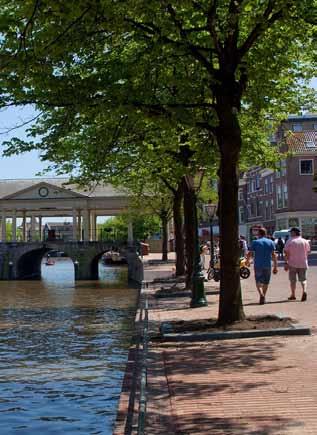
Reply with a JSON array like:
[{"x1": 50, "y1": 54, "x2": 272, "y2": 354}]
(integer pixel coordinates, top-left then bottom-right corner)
[
  {"x1": 239, "y1": 235, "x2": 248, "y2": 258},
  {"x1": 284, "y1": 227, "x2": 310, "y2": 301},
  {"x1": 200, "y1": 243, "x2": 209, "y2": 270},
  {"x1": 276, "y1": 237, "x2": 285, "y2": 259},
  {"x1": 246, "y1": 227, "x2": 278, "y2": 304}
]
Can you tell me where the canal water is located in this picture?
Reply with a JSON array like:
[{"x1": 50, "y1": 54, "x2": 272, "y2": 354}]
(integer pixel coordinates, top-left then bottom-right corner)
[{"x1": 0, "y1": 259, "x2": 138, "y2": 434}]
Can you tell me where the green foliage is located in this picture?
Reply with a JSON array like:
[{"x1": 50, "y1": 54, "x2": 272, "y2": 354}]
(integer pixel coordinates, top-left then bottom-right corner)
[
  {"x1": 4, "y1": 221, "x2": 22, "y2": 241},
  {"x1": 2, "y1": 1, "x2": 315, "y2": 176},
  {"x1": 99, "y1": 214, "x2": 161, "y2": 242}
]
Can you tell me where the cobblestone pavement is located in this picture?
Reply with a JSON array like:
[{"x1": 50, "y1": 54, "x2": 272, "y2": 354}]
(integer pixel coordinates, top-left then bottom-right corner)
[{"x1": 145, "y1": 255, "x2": 317, "y2": 434}]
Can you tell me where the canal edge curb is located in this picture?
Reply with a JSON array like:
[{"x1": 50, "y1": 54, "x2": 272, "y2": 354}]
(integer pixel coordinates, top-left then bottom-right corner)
[{"x1": 113, "y1": 280, "x2": 149, "y2": 435}]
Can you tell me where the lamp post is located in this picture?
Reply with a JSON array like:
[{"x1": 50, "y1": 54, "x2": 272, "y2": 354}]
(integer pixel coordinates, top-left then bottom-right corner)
[
  {"x1": 74, "y1": 260, "x2": 79, "y2": 280},
  {"x1": 8, "y1": 261, "x2": 13, "y2": 280},
  {"x1": 185, "y1": 171, "x2": 208, "y2": 308},
  {"x1": 204, "y1": 202, "x2": 217, "y2": 269}
]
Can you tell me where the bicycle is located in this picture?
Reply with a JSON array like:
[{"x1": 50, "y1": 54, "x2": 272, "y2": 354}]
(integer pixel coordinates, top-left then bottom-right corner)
[{"x1": 207, "y1": 256, "x2": 250, "y2": 281}]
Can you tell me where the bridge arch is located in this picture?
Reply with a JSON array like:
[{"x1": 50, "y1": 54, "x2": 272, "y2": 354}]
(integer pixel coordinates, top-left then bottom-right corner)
[
  {"x1": 17, "y1": 247, "x2": 50, "y2": 279},
  {"x1": 0, "y1": 241, "x2": 128, "y2": 280},
  {"x1": 78, "y1": 245, "x2": 127, "y2": 281}
]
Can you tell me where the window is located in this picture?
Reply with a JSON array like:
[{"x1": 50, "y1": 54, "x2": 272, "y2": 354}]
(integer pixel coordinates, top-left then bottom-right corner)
[
  {"x1": 283, "y1": 184, "x2": 288, "y2": 208},
  {"x1": 238, "y1": 189, "x2": 244, "y2": 200},
  {"x1": 264, "y1": 200, "x2": 269, "y2": 220},
  {"x1": 292, "y1": 123, "x2": 303, "y2": 132},
  {"x1": 313, "y1": 124, "x2": 317, "y2": 130},
  {"x1": 258, "y1": 201, "x2": 263, "y2": 217},
  {"x1": 289, "y1": 217, "x2": 299, "y2": 227},
  {"x1": 299, "y1": 159, "x2": 313, "y2": 175},
  {"x1": 239, "y1": 207, "x2": 245, "y2": 223},
  {"x1": 250, "y1": 202, "x2": 255, "y2": 217},
  {"x1": 264, "y1": 178, "x2": 268, "y2": 194},
  {"x1": 281, "y1": 160, "x2": 287, "y2": 176},
  {"x1": 277, "y1": 218, "x2": 288, "y2": 230},
  {"x1": 247, "y1": 204, "x2": 251, "y2": 218},
  {"x1": 305, "y1": 140, "x2": 317, "y2": 149},
  {"x1": 301, "y1": 217, "x2": 317, "y2": 238},
  {"x1": 275, "y1": 160, "x2": 286, "y2": 178},
  {"x1": 255, "y1": 174, "x2": 260, "y2": 190},
  {"x1": 270, "y1": 176, "x2": 274, "y2": 193},
  {"x1": 276, "y1": 185, "x2": 283, "y2": 209}
]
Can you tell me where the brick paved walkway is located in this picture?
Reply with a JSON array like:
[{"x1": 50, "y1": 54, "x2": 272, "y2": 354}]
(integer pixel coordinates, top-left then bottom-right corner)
[{"x1": 144, "y1": 256, "x2": 317, "y2": 434}]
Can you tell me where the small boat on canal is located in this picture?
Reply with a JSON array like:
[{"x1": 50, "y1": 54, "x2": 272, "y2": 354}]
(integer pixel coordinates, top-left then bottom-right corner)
[
  {"x1": 45, "y1": 257, "x2": 55, "y2": 266},
  {"x1": 102, "y1": 251, "x2": 127, "y2": 265}
]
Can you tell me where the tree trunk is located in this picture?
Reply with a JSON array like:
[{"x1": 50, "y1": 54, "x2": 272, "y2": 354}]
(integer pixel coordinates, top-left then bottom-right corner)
[
  {"x1": 161, "y1": 212, "x2": 168, "y2": 261},
  {"x1": 183, "y1": 177, "x2": 195, "y2": 290},
  {"x1": 217, "y1": 150, "x2": 245, "y2": 324},
  {"x1": 216, "y1": 92, "x2": 245, "y2": 324},
  {"x1": 173, "y1": 182, "x2": 185, "y2": 276}
]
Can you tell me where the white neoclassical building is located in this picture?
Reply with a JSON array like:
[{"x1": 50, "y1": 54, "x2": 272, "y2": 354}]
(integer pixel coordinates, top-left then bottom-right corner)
[{"x1": 0, "y1": 178, "x2": 133, "y2": 243}]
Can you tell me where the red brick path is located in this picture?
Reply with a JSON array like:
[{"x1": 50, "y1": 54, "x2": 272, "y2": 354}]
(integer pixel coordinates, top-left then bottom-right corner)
[{"x1": 144, "y1": 258, "x2": 317, "y2": 434}]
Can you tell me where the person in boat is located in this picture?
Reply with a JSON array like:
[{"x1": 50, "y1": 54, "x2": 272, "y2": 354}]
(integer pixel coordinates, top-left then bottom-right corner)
[{"x1": 45, "y1": 253, "x2": 55, "y2": 265}]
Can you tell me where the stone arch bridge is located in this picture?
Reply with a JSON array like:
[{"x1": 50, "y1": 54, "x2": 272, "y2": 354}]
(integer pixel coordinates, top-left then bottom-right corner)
[{"x1": 0, "y1": 241, "x2": 128, "y2": 280}]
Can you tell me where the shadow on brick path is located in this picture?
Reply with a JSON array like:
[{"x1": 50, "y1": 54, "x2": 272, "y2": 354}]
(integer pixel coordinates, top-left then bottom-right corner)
[{"x1": 145, "y1": 338, "x2": 304, "y2": 434}]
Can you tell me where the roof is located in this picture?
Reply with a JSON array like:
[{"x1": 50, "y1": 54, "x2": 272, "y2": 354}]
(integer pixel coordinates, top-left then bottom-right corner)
[
  {"x1": 0, "y1": 178, "x2": 127, "y2": 199},
  {"x1": 287, "y1": 113, "x2": 317, "y2": 121},
  {"x1": 286, "y1": 131, "x2": 317, "y2": 154}
]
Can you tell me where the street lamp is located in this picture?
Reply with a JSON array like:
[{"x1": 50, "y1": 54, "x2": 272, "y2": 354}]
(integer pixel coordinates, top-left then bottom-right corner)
[
  {"x1": 204, "y1": 201, "x2": 217, "y2": 269},
  {"x1": 8, "y1": 261, "x2": 13, "y2": 280},
  {"x1": 74, "y1": 260, "x2": 79, "y2": 280},
  {"x1": 185, "y1": 170, "x2": 208, "y2": 308}
]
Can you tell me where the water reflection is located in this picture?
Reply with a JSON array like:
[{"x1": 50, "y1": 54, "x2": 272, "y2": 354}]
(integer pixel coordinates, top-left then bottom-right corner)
[{"x1": 0, "y1": 260, "x2": 137, "y2": 434}]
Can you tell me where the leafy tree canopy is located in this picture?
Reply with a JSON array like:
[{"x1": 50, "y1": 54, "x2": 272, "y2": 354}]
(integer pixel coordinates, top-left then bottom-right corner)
[{"x1": 1, "y1": 0, "x2": 315, "y2": 171}]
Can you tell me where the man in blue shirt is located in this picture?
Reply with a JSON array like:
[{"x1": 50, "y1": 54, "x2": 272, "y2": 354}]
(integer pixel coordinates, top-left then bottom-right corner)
[{"x1": 247, "y1": 227, "x2": 278, "y2": 304}]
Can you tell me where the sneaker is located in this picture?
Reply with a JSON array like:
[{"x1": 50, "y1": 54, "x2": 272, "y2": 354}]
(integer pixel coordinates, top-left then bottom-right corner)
[
  {"x1": 301, "y1": 292, "x2": 307, "y2": 302},
  {"x1": 259, "y1": 295, "x2": 265, "y2": 305}
]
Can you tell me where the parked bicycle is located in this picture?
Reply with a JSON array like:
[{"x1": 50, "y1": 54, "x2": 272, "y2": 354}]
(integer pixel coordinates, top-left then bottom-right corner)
[{"x1": 207, "y1": 256, "x2": 250, "y2": 281}]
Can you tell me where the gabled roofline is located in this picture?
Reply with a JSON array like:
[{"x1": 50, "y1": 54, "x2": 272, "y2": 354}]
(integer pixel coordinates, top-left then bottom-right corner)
[{"x1": 2, "y1": 181, "x2": 88, "y2": 200}]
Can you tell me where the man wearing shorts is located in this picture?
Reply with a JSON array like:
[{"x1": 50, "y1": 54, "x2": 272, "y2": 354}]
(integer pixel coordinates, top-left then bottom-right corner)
[
  {"x1": 284, "y1": 227, "x2": 310, "y2": 301},
  {"x1": 247, "y1": 227, "x2": 278, "y2": 304}
]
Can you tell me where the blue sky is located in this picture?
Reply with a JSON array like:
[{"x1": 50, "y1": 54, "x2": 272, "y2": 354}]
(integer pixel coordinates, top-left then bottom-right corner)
[{"x1": 0, "y1": 105, "x2": 49, "y2": 179}]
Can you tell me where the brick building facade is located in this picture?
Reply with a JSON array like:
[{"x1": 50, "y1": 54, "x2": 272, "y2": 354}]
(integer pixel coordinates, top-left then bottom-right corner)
[{"x1": 239, "y1": 114, "x2": 317, "y2": 242}]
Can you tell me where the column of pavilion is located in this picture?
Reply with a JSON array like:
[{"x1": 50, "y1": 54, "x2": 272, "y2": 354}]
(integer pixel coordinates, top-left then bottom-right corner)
[{"x1": 0, "y1": 208, "x2": 134, "y2": 243}]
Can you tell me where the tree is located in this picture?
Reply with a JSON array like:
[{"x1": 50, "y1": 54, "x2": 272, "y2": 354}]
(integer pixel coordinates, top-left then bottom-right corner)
[
  {"x1": 119, "y1": 172, "x2": 174, "y2": 261},
  {"x1": 99, "y1": 214, "x2": 161, "y2": 243},
  {"x1": 1, "y1": 1, "x2": 316, "y2": 323}
]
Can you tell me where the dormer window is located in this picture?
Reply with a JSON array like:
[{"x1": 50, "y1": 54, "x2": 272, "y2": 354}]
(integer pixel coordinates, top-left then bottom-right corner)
[
  {"x1": 292, "y1": 123, "x2": 303, "y2": 132},
  {"x1": 305, "y1": 140, "x2": 317, "y2": 149}
]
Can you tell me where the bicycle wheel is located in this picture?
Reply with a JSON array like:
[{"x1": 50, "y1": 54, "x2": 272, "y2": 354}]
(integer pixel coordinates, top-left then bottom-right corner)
[
  {"x1": 213, "y1": 269, "x2": 220, "y2": 282},
  {"x1": 240, "y1": 267, "x2": 250, "y2": 279},
  {"x1": 207, "y1": 268, "x2": 214, "y2": 280}
]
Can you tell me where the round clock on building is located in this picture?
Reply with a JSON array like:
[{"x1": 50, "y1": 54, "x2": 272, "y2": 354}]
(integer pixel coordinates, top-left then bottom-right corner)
[{"x1": 38, "y1": 186, "x2": 49, "y2": 197}]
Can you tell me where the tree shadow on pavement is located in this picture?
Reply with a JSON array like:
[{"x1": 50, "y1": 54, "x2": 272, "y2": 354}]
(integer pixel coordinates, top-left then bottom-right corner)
[
  {"x1": 161, "y1": 338, "x2": 288, "y2": 375},
  {"x1": 149, "y1": 300, "x2": 218, "y2": 312},
  {"x1": 163, "y1": 413, "x2": 303, "y2": 435},
  {"x1": 145, "y1": 339, "x2": 301, "y2": 434}
]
